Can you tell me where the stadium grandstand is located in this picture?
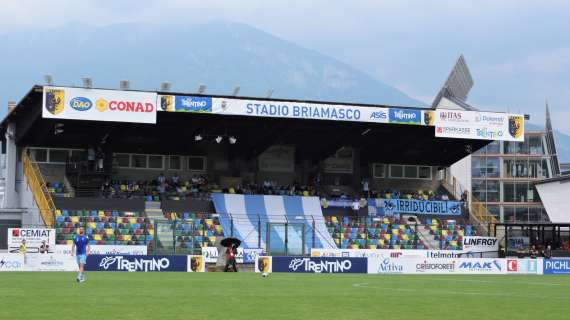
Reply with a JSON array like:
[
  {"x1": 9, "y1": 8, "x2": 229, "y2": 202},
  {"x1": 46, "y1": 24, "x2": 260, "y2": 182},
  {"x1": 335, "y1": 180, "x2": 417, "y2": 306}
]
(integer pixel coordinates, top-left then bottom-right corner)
[{"x1": 0, "y1": 57, "x2": 529, "y2": 257}]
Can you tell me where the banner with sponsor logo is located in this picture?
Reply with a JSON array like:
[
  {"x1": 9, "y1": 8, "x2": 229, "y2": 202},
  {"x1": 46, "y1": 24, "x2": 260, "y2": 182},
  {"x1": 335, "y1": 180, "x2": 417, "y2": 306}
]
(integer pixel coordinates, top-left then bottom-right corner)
[
  {"x1": 202, "y1": 247, "x2": 244, "y2": 263},
  {"x1": 243, "y1": 249, "x2": 264, "y2": 264},
  {"x1": 462, "y1": 236, "x2": 499, "y2": 253},
  {"x1": 368, "y1": 199, "x2": 462, "y2": 216},
  {"x1": 0, "y1": 253, "x2": 25, "y2": 271},
  {"x1": 26, "y1": 254, "x2": 78, "y2": 272},
  {"x1": 187, "y1": 255, "x2": 205, "y2": 272},
  {"x1": 8, "y1": 228, "x2": 56, "y2": 254},
  {"x1": 158, "y1": 95, "x2": 212, "y2": 113},
  {"x1": 507, "y1": 237, "x2": 530, "y2": 250},
  {"x1": 506, "y1": 259, "x2": 542, "y2": 274},
  {"x1": 389, "y1": 108, "x2": 422, "y2": 125},
  {"x1": 159, "y1": 95, "x2": 389, "y2": 123},
  {"x1": 270, "y1": 256, "x2": 368, "y2": 273},
  {"x1": 311, "y1": 248, "x2": 465, "y2": 260},
  {"x1": 85, "y1": 255, "x2": 187, "y2": 272},
  {"x1": 43, "y1": 86, "x2": 157, "y2": 124},
  {"x1": 543, "y1": 259, "x2": 570, "y2": 275},
  {"x1": 434, "y1": 109, "x2": 525, "y2": 142},
  {"x1": 55, "y1": 245, "x2": 147, "y2": 256},
  {"x1": 367, "y1": 257, "x2": 505, "y2": 274}
]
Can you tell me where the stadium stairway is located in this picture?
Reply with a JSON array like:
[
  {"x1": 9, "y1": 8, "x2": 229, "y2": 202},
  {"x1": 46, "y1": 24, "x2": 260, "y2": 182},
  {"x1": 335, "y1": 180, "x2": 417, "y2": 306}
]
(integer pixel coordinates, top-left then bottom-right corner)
[
  {"x1": 417, "y1": 227, "x2": 439, "y2": 249},
  {"x1": 145, "y1": 201, "x2": 163, "y2": 219}
]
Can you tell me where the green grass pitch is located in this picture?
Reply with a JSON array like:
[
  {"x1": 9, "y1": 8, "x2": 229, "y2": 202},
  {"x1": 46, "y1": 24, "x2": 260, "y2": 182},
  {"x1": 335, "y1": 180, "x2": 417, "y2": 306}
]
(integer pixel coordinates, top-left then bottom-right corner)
[{"x1": 1, "y1": 272, "x2": 569, "y2": 320}]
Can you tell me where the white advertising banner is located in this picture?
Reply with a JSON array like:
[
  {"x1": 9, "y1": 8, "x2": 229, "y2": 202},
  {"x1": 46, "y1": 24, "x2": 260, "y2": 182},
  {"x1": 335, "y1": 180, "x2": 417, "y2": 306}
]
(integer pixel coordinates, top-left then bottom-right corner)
[
  {"x1": 311, "y1": 248, "x2": 464, "y2": 260},
  {"x1": 434, "y1": 109, "x2": 524, "y2": 142},
  {"x1": 202, "y1": 247, "x2": 244, "y2": 263},
  {"x1": 0, "y1": 253, "x2": 25, "y2": 271},
  {"x1": 43, "y1": 86, "x2": 157, "y2": 124},
  {"x1": 26, "y1": 254, "x2": 79, "y2": 272},
  {"x1": 211, "y1": 97, "x2": 390, "y2": 124},
  {"x1": 506, "y1": 258, "x2": 543, "y2": 275},
  {"x1": 367, "y1": 257, "x2": 508, "y2": 274},
  {"x1": 55, "y1": 244, "x2": 147, "y2": 256},
  {"x1": 8, "y1": 228, "x2": 56, "y2": 254},
  {"x1": 462, "y1": 236, "x2": 499, "y2": 253}
]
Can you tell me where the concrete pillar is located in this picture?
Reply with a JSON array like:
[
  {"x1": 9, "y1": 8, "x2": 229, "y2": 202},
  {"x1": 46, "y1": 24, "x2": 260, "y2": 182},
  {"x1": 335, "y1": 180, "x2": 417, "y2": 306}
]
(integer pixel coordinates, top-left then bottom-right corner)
[{"x1": 4, "y1": 123, "x2": 18, "y2": 208}]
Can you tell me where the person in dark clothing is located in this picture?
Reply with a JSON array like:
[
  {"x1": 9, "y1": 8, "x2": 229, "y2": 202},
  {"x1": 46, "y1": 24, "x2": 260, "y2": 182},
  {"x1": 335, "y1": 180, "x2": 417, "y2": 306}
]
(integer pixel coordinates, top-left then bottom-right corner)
[{"x1": 224, "y1": 244, "x2": 238, "y2": 272}]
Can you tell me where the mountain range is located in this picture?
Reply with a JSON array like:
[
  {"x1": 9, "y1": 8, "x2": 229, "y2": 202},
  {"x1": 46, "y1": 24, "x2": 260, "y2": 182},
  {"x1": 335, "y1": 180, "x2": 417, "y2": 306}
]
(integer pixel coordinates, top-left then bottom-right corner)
[{"x1": 0, "y1": 21, "x2": 568, "y2": 162}]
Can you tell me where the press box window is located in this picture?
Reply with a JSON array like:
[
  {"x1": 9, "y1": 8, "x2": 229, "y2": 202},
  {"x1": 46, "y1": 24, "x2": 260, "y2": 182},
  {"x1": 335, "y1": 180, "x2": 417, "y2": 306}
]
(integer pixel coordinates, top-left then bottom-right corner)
[
  {"x1": 30, "y1": 149, "x2": 48, "y2": 163},
  {"x1": 404, "y1": 166, "x2": 418, "y2": 178},
  {"x1": 132, "y1": 155, "x2": 147, "y2": 168},
  {"x1": 372, "y1": 163, "x2": 385, "y2": 178},
  {"x1": 188, "y1": 156, "x2": 206, "y2": 172},
  {"x1": 49, "y1": 149, "x2": 68, "y2": 163},
  {"x1": 419, "y1": 166, "x2": 431, "y2": 179},
  {"x1": 148, "y1": 155, "x2": 164, "y2": 169},
  {"x1": 116, "y1": 154, "x2": 130, "y2": 167},
  {"x1": 169, "y1": 156, "x2": 181, "y2": 170},
  {"x1": 390, "y1": 165, "x2": 403, "y2": 178}
]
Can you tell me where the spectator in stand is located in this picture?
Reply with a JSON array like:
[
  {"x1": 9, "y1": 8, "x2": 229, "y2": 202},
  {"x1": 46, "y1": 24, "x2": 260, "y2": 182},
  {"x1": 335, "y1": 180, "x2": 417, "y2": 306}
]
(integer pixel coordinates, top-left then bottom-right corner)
[
  {"x1": 171, "y1": 173, "x2": 180, "y2": 187},
  {"x1": 96, "y1": 147, "x2": 104, "y2": 172},
  {"x1": 361, "y1": 179, "x2": 370, "y2": 198},
  {"x1": 529, "y1": 245, "x2": 539, "y2": 258},
  {"x1": 157, "y1": 173, "x2": 166, "y2": 185},
  {"x1": 39, "y1": 240, "x2": 50, "y2": 254},
  {"x1": 543, "y1": 245, "x2": 552, "y2": 259},
  {"x1": 87, "y1": 147, "x2": 96, "y2": 172},
  {"x1": 101, "y1": 180, "x2": 112, "y2": 198}
]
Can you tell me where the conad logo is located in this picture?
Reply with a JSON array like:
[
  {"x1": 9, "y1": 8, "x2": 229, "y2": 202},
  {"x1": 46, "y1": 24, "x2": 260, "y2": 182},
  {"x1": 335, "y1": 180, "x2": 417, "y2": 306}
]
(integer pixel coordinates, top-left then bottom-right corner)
[{"x1": 70, "y1": 97, "x2": 93, "y2": 111}]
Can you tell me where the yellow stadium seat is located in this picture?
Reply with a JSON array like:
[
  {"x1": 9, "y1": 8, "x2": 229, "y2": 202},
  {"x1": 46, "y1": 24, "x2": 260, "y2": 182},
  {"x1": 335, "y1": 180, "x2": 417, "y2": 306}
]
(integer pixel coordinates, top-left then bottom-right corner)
[
  {"x1": 399, "y1": 224, "x2": 405, "y2": 230},
  {"x1": 123, "y1": 235, "x2": 131, "y2": 241},
  {"x1": 66, "y1": 240, "x2": 73, "y2": 246},
  {"x1": 331, "y1": 216, "x2": 338, "y2": 224},
  {"x1": 98, "y1": 211, "x2": 105, "y2": 217},
  {"x1": 430, "y1": 225, "x2": 437, "y2": 232},
  {"x1": 105, "y1": 228, "x2": 114, "y2": 236},
  {"x1": 392, "y1": 229, "x2": 399, "y2": 235},
  {"x1": 209, "y1": 237, "x2": 216, "y2": 243},
  {"x1": 88, "y1": 222, "x2": 96, "y2": 229},
  {"x1": 432, "y1": 219, "x2": 438, "y2": 225},
  {"x1": 55, "y1": 209, "x2": 62, "y2": 216},
  {"x1": 423, "y1": 195, "x2": 429, "y2": 200},
  {"x1": 360, "y1": 233, "x2": 366, "y2": 239},
  {"x1": 303, "y1": 191, "x2": 309, "y2": 197},
  {"x1": 379, "y1": 239, "x2": 385, "y2": 246},
  {"x1": 441, "y1": 230, "x2": 448, "y2": 236},
  {"x1": 458, "y1": 230, "x2": 465, "y2": 236},
  {"x1": 93, "y1": 234, "x2": 102, "y2": 241},
  {"x1": 205, "y1": 219, "x2": 213, "y2": 226},
  {"x1": 451, "y1": 241, "x2": 458, "y2": 247},
  {"x1": 335, "y1": 239, "x2": 340, "y2": 246},
  {"x1": 350, "y1": 244, "x2": 359, "y2": 249},
  {"x1": 200, "y1": 230, "x2": 205, "y2": 236},
  {"x1": 393, "y1": 245, "x2": 401, "y2": 250},
  {"x1": 229, "y1": 187, "x2": 235, "y2": 194},
  {"x1": 383, "y1": 218, "x2": 390, "y2": 224},
  {"x1": 368, "y1": 245, "x2": 377, "y2": 249},
  {"x1": 402, "y1": 234, "x2": 409, "y2": 241},
  {"x1": 71, "y1": 216, "x2": 79, "y2": 223},
  {"x1": 120, "y1": 185, "x2": 126, "y2": 191},
  {"x1": 384, "y1": 234, "x2": 391, "y2": 240},
  {"x1": 129, "y1": 218, "x2": 137, "y2": 224}
]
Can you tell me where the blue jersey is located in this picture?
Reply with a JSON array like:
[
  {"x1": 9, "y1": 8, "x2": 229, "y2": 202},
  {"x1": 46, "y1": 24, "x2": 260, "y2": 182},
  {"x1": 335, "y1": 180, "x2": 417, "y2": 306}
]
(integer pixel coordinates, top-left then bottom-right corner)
[{"x1": 73, "y1": 235, "x2": 89, "y2": 255}]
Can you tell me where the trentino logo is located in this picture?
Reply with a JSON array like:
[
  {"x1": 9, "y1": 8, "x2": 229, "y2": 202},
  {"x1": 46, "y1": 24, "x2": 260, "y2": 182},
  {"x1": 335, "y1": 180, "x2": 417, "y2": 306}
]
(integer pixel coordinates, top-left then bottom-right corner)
[
  {"x1": 99, "y1": 256, "x2": 171, "y2": 272},
  {"x1": 288, "y1": 258, "x2": 353, "y2": 273}
]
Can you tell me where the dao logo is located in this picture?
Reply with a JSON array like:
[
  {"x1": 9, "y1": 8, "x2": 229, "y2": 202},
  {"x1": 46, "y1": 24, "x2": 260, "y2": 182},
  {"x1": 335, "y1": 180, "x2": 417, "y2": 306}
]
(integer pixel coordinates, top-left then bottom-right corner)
[
  {"x1": 507, "y1": 260, "x2": 518, "y2": 272},
  {"x1": 45, "y1": 89, "x2": 65, "y2": 115},
  {"x1": 69, "y1": 97, "x2": 93, "y2": 111}
]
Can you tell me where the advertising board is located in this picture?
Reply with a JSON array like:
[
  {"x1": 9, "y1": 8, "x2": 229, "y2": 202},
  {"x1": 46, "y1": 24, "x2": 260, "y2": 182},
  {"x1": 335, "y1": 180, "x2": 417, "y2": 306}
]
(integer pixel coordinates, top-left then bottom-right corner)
[
  {"x1": 85, "y1": 255, "x2": 187, "y2": 272},
  {"x1": 270, "y1": 257, "x2": 368, "y2": 273},
  {"x1": 8, "y1": 228, "x2": 56, "y2": 254}
]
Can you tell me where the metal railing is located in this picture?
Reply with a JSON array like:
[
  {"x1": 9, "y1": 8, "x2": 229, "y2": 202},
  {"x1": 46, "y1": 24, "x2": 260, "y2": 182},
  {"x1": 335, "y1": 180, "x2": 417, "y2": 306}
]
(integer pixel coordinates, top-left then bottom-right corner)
[{"x1": 22, "y1": 151, "x2": 56, "y2": 227}]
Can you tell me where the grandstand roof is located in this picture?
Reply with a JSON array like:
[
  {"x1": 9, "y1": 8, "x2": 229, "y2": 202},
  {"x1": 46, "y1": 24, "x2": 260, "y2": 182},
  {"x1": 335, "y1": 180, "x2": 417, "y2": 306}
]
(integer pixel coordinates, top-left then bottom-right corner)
[{"x1": 1, "y1": 85, "x2": 491, "y2": 166}]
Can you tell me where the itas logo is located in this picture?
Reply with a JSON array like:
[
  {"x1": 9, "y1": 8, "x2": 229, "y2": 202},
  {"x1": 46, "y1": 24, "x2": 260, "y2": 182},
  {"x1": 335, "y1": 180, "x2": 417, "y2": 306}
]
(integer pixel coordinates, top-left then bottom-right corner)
[
  {"x1": 369, "y1": 110, "x2": 387, "y2": 121},
  {"x1": 439, "y1": 111, "x2": 464, "y2": 122},
  {"x1": 507, "y1": 260, "x2": 518, "y2": 272},
  {"x1": 69, "y1": 97, "x2": 93, "y2": 111},
  {"x1": 390, "y1": 252, "x2": 402, "y2": 258}
]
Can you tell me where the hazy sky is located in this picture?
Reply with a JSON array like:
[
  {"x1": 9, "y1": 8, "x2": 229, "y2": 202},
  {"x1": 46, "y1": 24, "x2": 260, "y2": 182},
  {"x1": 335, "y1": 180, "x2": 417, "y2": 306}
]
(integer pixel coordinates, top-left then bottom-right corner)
[{"x1": 1, "y1": 0, "x2": 570, "y2": 133}]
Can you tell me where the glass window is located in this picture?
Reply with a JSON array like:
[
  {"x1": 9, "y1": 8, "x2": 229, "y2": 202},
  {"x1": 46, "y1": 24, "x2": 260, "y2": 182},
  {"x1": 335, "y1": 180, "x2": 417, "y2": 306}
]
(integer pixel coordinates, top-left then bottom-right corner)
[
  {"x1": 486, "y1": 158, "x2": 500, "y2": 178},
  {"x1": 49, "y1": 149, "x2": 68, "y2": 163},
  {"x1": 372, "y1": 163, "x2": 385, "y2": 178},
  {"x1": 132, "y1": 155, "x2": 147, "y2": 168},
  {"x1": 169, "y1": 156, "x2": 181, "y2": 170},
  {"x1": 148, "y1": 155, "x2": 163, "y2": 169},
  {"x1": 473, "y1": 157, "x2": 499, "y2": 178},
  {"x1": 472, "y1": 158, "x2": 486, "y2": 177},
  {"x1": 486, "y1": 180, "x2": 500, "y2": 202},
  {"x1": 515, "y1": 207, "x2": 529, "y2": 223},
  {"x1": 486, "y1": 205, "x2": 500, "y2": 220},
  {"x1": 486, "y1": 141, "x2": 500, "y2": 154},
  {"x1": 30, "y1": 149, "x2": 48, "y2": 162},
  {"x1": 504, "y1": 206, "x2": 516, "y2": 223},
  {"x1": 503, "y1": 159, "x2": 530, "y2": 178},
  {"x1": 419, "y1": 166, "x2": 431, "y2": 179},
  {"x1": 404, "y1": 166, "x2": 418, "y2": 178},
  {"x1": 188, "y1": 156, "x2": 206, "y2": 171},
  {"x1": 528, "y1": 136, "x2": 543, "y2": 155},
  {"x1": 472, "y1": 180, "x2": 486, "y2": 201},
  {"x1": 390, "y1": 165, "x2": 403, "y2": 178},
  {"x1": 70, "y1": 150, "x2": 86, "y2": 162},
  {"x1": 116, "y1": 154, "x2": 130, "y2": 167}
]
